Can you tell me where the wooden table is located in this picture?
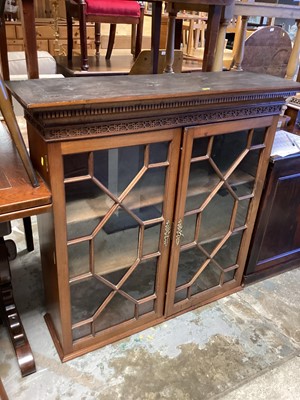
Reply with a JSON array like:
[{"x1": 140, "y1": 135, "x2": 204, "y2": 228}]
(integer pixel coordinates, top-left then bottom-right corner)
[
  {"x1": 0, "y1": 122, "x2": 51, "y2": 376},
  {"x1": 150, "y1": 0, "x2": 234, "y2": 73}
]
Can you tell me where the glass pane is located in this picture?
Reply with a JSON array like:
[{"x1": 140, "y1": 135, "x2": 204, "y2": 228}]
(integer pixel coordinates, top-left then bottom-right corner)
[
  {"x1": 94, "y1": 222, "x2": 139, "y2": 275},
  {"x1": 65, "y1": 180, "x2": 114, "y2": 240},
  {"x1": 235, "y1": 198, "x2": 251, "y2": 228},
  {"x1": 68, "y1": 241, "x2": 90, "y2": 279},
  {"x1": 64, "y1": 153, "x2": 89, "y2": 178},
  {"x1": 185, "y1": 160, "x2": 220, "y2": 213},
  {"x1": 202, "y1": 232, "x2": 243, "y2": 270},
  {"x1": 191, "y1": 136, "x2": 210, "y2": 158},
  {"x1": 121, "y1": 258, "x2": 158, "y2": 300},
  {"x1": 198, "y1": 188, "x2": 235, "y2": 243},
  {"x1": 191, "y1": 262, "x2": 221, "y2": 295},
  {"x1": 94, "y1": 146, "x2": 144, "y2": 197},
  {"x1": 215, "y1": 233, "x2": 243, "y2": 269},
  {"x1": 72, "y1": 324, "x2": 92, "y2": 341},
  {"x1": 143, "y1": 224, "x2": 161, "y2": 255},
  {"x1": 139, "y1": 300, "x2": 155, "y2": 316},
  {"x1": 103, "y1": 205, "x2": 140, "y2": 234},
  {"x1": 70, "y1": 277, "x2": 112, "y2": 324},
  {"x1": 67, "y1": 218, "x2": 101, "y2": 241},
  {"x1": 176, "y1": 247, "x2": 207, "y2": 288},
  {"x1": 94, "y1": 293, "x2": 135, "y2": 332},
  {"x1": 102, "y1": 268, "x2": 128, "y2": 286},
  {"x1": 234, "y1": 149, "x2": 261, "y2": 195},
  {"x1": 182, "y1": 214, "x2": 197, "y2": 245},
  {"x1": 185, "y1": 192, "x2": 207, "y2": 214},
  {"x1": 251, "y1": 127, "x2": 267, "y2": 146},
  {"x1": 224, "y1": 269, "x2": 236, "y2": 284},
  {"x1": 174, "y1": 288, "x2": 188, "y2": 303},
  {"x1": 122, "y1": 167, "x2": 166, "y2": 218},
  {"x1": 149, "y1": 142, "x2": 169, "y2": 164},
  {"x1": 211, "y1": 130, "x2": 248, "y2": 174}
]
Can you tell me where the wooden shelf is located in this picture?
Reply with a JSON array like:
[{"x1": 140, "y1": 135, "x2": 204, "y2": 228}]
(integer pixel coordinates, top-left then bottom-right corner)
[{"x1": 65, "y1": 167, "x2": 254, "y2": 229}]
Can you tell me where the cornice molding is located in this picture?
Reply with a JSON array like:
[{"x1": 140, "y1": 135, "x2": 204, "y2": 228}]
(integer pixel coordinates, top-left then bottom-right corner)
[
  {"x1": 34, "y1": 91, "x2": 293, "y2": 123},
  {"x1": 26, "y1": 103, "x2": 283, "y2": 141}
]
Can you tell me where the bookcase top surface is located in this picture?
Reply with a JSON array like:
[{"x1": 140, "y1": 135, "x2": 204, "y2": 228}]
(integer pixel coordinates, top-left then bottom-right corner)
[{"x1": 7, "y1": 72, "x2": 300, "y2": 111}]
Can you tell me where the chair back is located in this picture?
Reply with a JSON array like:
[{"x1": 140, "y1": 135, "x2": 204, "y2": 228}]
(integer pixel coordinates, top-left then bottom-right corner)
[{"x1": 242, "y1": 26, "x2": 292, "y2": 78}]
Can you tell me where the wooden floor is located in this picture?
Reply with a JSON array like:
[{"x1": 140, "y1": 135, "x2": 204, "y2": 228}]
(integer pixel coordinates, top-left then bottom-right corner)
[
  {"x1": 55, "y1": 47, "x2": 234, "y2": 76},
  {"x1": 55, "y1": 51, "x2": 207, "y2": 77},
  {"x1": 56, "y1": 54, "x2": 136, "y2": 77}
]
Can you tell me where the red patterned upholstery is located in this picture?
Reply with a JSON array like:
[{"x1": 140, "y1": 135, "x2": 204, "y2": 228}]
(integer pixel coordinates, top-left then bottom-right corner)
[
  {"x1": 86, "y1": 0, "x2": 140, "y2": 18},
  {"x1": 65, "y1": 0, "x2": 144, "y2": 71},
  {"x1": 66, "y1": 0, "x2": 144, "y2": 70}
]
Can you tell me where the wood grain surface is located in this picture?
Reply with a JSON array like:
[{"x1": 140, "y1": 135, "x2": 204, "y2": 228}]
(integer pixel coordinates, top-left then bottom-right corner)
[{"x1": 0, "y1": 122, "x2": 51, "y2": 219}]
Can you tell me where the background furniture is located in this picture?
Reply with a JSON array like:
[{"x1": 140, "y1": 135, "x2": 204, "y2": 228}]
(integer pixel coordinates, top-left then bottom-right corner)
[
  {"x1": 8, "y1": 71, "x2": 299, "y2": 361},
  {"x1": 0, "y1": 219, "x2": 36, "y2": 377},
  {"x1": 65, "y1": 0, "x2": 144, "y2": 70},
  {"x1": 180, "y1": 11, "x2": 208, "y2": 61},
  {"x1": 0, "y1": 72, "x2": 38, "y2": 187},
  {"x1": 4, "y1": 0, "x2": 235, "y2": 76},
  {"x1": 284, "y1": 96, "x2": 300, "y2": 135},
  {"x1": 232, "y1": 1, "x2": 300, "y2": 79},
  {"x1": 240, "y1": 25, "x2": 292, "y2": 78},
  {"x1": 0, "y1": 0, "x2": 9, "y2": 80},
  {"x1": 18, "y1": 0, "x2": 39, "y2": 78},
  {"x1": 0, "y1": 70, "x2": 51, "y2": 377},
  {"x1": 0, "y1": 121, "x2": 51, "y2": 376},
  {"x1": 161, "y1": 0, "x2": 235, "y2": 73},
  {"x1": 244, "y1": 134, "x2": 300, "y2": 284}
]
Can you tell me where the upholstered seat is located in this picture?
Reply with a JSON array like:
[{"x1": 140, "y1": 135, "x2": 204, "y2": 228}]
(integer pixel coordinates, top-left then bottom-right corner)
[
  {"x1": 65, "y1": 0, "x2": 144, "y2": 71},
  {"x1": 85, "y1": 0, "x2": 140, "y2": 17}
]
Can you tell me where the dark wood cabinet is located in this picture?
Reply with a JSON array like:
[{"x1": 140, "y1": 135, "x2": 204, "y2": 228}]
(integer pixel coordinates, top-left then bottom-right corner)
[
  {"x1": 8, "y1": 71, "x2": 300, "y2": 361},
  {"x1": 244, "y1": 151, "x2": 300, "y2": 283}
]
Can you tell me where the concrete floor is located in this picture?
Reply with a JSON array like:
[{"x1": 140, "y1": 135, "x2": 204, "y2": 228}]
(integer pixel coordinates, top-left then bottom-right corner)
[{"x1": 0, "y1": 218, "x2": 300, "y2": 399}]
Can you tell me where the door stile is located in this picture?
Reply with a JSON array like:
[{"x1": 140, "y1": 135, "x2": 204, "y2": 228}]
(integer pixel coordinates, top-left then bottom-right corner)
[
  {"x1": 47, "y1": 142, "x2": 74, "y2": 353},
  {"x1": 165, "y1": 127, "x2": 195, "y2": 316},
  {"x1": 233, "y1": 116, "x2": 279, "y2": 284},
  {"x1": 155, "y1": 128, "x2": 182, "y2": 316}
]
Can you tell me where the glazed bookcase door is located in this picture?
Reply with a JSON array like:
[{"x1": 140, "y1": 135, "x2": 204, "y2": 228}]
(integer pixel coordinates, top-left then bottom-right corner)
[
  {"x1": 165, "y1": 116, "x2": 277, "y2": 316},
  {"x1": 62, "y1": 130, "x2": 181, "y2": 344}
]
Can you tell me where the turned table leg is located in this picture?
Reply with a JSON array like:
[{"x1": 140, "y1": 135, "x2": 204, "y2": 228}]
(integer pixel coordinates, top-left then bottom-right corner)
[
  {"x1": 231, "y1": 15, "x2": 249, "y2": 71},
  {"x1": 164, "y1": 6, "x2": 177, "y2": 73},
  {"x1": 0, "y1": 223, "x2": 36, "y2": 377}
]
